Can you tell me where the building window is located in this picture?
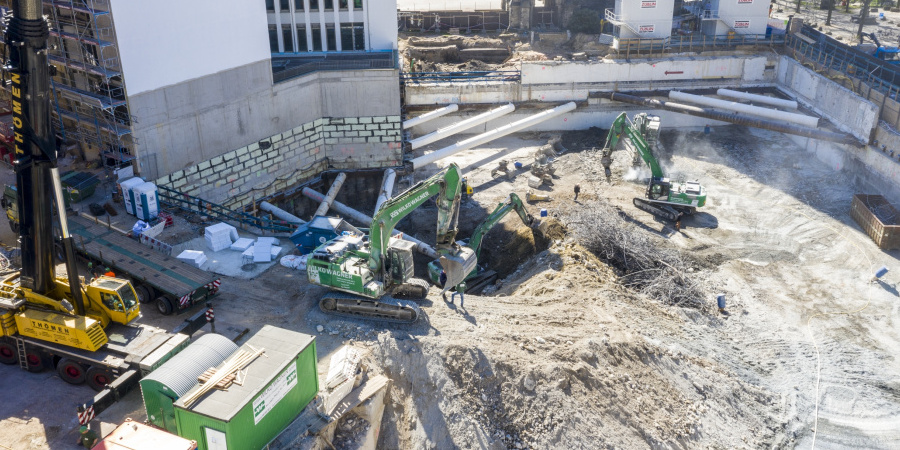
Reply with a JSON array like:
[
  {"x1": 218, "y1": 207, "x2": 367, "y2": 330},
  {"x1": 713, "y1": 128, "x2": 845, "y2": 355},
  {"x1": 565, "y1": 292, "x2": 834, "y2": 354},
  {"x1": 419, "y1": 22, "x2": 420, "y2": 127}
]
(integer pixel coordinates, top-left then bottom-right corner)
[
  {"x1": 353, "y1": 23, "x2": 365, "y2": 50},
  {"x1": 268, "y1": 25, "x2": 279, "y2": 52},
  {"x1": 296, "y1": 24, "x2": 308, "y2": 51},
  {"x1": 310, "y1": 0, "x2": 319, "y2": 10},
  {"x1": 339, "y1": 0, "x2": 348, "y2": 10},
  {"x1": 354, "y1": 0, "x2": 362, "y2": 8},
  {"x1": 280, "y1": 0, "x2": 290, "y2": 11},
  {"x1": 282, "y1": 25, "x2": 294, "y2": 52},
  {"x1": 295, "y1": 0, "x2": 304, "y2": 11},
  {"x1": 326, "y1": 24, "x2": 336, "y2": 51},
  {"x1": 340, "y1": 23, "x2": 365, "y2": 51},
  {"x1": 266, "y1": 0, "x2": 275, "y2": 12},
  {"x1": 311, "y1": 24, "x2": 322, "y2": 51},
  {"x1": 324, "y1": 0, "x2": 333, "y2": 10}
]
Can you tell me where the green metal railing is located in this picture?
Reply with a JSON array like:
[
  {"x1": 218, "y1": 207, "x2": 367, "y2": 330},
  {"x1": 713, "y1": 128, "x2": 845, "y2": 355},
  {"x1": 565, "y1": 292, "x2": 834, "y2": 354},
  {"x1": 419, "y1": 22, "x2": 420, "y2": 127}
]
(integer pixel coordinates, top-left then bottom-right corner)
[{"x1": 156, "y1": 185, "x2": 301, "y2": 234}]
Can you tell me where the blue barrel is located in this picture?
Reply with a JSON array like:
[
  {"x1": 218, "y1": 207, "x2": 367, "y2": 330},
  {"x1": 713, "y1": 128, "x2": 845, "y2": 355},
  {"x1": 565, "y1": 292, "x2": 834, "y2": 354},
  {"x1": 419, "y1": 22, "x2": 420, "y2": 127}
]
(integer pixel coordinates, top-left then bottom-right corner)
[
  {"x1": 540, "y1": 209, "x2": 548, "y2": 217},
  {"x1": 716, "y1": 294, "x2": 726, "y2": 310},
  {"x1": 514, "y1": 161, "x2": 523, "y2": 169},
  {"x1": 875, "y1": 266, "x2": 889, "y2": 279}
]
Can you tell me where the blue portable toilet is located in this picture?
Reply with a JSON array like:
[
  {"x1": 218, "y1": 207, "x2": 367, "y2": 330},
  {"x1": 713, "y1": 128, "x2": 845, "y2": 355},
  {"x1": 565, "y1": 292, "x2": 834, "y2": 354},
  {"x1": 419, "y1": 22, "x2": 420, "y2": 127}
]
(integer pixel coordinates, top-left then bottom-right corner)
[{"x1": 290, "y1": 216, "x2": 362, "y2": 254}]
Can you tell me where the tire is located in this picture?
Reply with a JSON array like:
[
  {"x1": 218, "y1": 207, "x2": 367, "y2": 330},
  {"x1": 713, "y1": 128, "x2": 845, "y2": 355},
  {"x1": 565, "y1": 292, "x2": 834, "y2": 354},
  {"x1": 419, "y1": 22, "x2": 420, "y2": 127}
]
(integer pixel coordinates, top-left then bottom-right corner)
[
  {"x1": 86, "y1": 366, "x2": 113, "y2": 391},
  {"x1": 56, "y1": 358, "x2": 87, "y2": 385},
  {"x1": 8, "y1": 221, "x2": 18, "y2": 234},
  {"x1": 135, "y1": 285, "x2": 155, "y2": 304},
  {"x1": 25, "y1": 351, "x2": 44, "y2": 372},
  {"x1": 0, "y1": 341, "x2": 16, "y2": 365},
  {"x1": 155, "y1": 295, "x2": 174, "y2": 315}
]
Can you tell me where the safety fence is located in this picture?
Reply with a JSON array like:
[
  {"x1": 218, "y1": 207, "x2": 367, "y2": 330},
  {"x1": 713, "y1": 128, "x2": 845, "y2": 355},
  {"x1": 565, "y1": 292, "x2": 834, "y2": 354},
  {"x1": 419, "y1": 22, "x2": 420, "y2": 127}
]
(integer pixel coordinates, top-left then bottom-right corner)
[{"x1": 156, "y1": 185, "x2": 300, "y2": 234}]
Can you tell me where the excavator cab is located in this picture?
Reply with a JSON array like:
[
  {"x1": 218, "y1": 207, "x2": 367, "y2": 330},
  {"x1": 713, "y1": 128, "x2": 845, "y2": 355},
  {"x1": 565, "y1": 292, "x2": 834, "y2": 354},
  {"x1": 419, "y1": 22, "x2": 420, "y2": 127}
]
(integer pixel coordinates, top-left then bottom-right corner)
[
  {"x1": 387, "y1": 239, "x2": 416, "y2": 285},
  {"x1": 85, "y1": 277, "x2": 140, "y2": 327}
]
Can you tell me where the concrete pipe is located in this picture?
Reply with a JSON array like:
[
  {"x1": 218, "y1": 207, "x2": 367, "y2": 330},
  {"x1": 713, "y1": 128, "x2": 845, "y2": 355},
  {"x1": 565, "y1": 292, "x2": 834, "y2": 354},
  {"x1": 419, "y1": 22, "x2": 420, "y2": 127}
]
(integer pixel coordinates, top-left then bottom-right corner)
[
  {"x1": 313, "y1": 172, "x2": 347, "y2": 217},
  {"x1": 403, "y1": 104, "x2": 459, "y2": 130},
  {"x1": 301, "y1": 187, "x2": 439, "y2": 259},
  {"x1": 604, "y1": 92, "x2": 858, "y2": 145},
  {"x1": 670, "y1": 91, "x2": 818, "y2": 128},
  {"x1": 259, "y1": 201, "x2": 306, "y2": 225},
  {"x1": 374, "y1": 169, "x2": 397, "y2": 214},
  {"x1": 716, "y1": 89, "x2": 798, "y2": 110},
  {"x1": 410, "y1": 103, "x2": 515, "y2": 150},
  {"x1": 411, "y1": 101, "x2": 577, "y2": 170}
]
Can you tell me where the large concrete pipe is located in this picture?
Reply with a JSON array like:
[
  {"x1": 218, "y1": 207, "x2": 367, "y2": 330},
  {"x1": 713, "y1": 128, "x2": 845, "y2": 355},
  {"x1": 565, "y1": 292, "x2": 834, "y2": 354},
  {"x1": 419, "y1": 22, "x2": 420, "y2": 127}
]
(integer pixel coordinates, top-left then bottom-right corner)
[
  {"x1": 716, "y1": 89, "x2": 798, "y2": 110},
  {"x1": 604, "y1": 92, "x2": 859, "y2": 145},
  {"x1": 670, "y1": 91, "x2": 818, "y2": 128},
  {"x1": 260, "y1": 201, "x2": 306, "y2": 225},
  {"x1": 301, "y1": 187, "x2": 439, "y2": 259},
  {"x1": 403, "y1": 104, "x2": 458, "y2": 130},
  {"x1": 410, "y1": 103, "x2": 515, "y2": 150},
  {"x1": 374, "y1": 169, "x2": 397, "y2": 214},
  {"x1": 313, "y1": 172, "x2": 347, "y2": 217},
  {"x1": 411, "y1": 101, "x2": 577, "y2": 170}
]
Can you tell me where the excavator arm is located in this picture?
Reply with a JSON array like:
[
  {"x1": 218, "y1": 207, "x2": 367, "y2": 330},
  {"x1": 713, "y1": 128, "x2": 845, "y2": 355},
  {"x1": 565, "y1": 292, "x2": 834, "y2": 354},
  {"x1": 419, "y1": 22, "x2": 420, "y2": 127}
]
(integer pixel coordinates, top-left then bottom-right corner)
[
  {"x1": 427, "y1": 193, "x2": 535, "y2": 286},
  {"x1": 368, "y1": 163, "x2": 465, "y2": 275},
  {"x1": 603, "y1": 112, "x2": 665, "y2": 179}
]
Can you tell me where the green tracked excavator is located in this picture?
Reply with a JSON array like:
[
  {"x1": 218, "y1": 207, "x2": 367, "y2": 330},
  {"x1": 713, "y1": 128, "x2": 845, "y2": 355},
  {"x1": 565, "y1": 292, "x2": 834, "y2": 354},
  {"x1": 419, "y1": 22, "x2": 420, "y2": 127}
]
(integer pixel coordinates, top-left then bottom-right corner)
[
  {"x1": 426, "y1": 192, "x2": 537, "y2": 293},
  {"x1": 306, "y1": 163, "x2": 477, "y2": 323},
  {"x1": 601, "y1": 112, "x2": 707, "y2": 228}
]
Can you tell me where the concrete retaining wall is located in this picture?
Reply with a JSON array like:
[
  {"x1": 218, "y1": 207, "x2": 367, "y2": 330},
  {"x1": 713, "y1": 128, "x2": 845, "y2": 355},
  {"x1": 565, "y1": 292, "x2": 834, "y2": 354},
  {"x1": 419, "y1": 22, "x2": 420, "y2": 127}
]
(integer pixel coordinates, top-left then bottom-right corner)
[
  {"x1": 130, "y1": 59, "x2": 400, "y2": 179},
  {"x1": 404, "y1": 55, "x2": 776, "y2": 105},
  {"x1": 776, "y1": 56, "x2": 877, "y2": 142},
  {"x1": 155, "y1": 115, "x2": 402, "y2": 210}
]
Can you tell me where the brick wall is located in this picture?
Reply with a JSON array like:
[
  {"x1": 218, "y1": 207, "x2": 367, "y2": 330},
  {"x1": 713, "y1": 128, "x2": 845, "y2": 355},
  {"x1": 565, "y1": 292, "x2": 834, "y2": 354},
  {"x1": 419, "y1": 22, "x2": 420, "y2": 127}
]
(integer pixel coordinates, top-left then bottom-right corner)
[{"x1": 155, "y1": 115, "x2": 402, "y2": 210}]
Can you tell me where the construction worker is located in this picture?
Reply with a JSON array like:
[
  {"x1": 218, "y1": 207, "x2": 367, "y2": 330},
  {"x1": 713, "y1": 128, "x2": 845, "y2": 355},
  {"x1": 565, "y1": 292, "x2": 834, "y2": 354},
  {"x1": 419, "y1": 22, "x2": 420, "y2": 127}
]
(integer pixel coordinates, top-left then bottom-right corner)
[
  {"x1": 439, "y1": 270, "x2": 448, "y2": 300},
  {"x1": 103, "y1": 267, "x2": 115, "y2": 277},
  {"x1": 574, "y1": 184, "x2": 581, "y2": 201},
  {"x1": 450, "y1": 282, "x2": 466, "y2": 308},
  {"x1": 77, "y1": 425, "x2": 99, "y2": 448}
]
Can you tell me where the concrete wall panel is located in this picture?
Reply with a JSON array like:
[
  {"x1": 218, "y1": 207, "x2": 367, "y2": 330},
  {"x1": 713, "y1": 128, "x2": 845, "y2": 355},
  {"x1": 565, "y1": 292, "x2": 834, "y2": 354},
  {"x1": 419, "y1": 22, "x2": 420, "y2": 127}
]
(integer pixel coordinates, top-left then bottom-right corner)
[
  {"x1": 110, "y1": 0, "x2": 271, "y2": 96},
  {"x1": 521, "y1": 57, "x2": 753, "y2": 85},
  {"x1": 130, "y1": 60, "x2": 400, "y2": 176},
  {"x1": 777, "y1": 56, "x2": 877, "y2": 141}
]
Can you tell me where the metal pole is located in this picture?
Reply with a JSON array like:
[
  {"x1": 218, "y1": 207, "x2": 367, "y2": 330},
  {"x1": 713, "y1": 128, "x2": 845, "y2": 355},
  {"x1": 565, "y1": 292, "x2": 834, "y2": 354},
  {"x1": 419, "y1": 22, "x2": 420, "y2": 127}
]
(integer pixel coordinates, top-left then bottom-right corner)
[{"x1": 313, "y1": 172, "x2": 347, "y2": 217}]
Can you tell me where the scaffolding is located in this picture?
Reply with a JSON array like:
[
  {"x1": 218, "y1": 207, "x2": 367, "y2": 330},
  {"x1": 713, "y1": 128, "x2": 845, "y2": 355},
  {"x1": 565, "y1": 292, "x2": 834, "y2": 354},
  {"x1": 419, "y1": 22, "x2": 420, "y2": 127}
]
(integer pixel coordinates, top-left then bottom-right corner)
[{"x1": 0, "y1": 0, "x2": 134, "y2": 175}]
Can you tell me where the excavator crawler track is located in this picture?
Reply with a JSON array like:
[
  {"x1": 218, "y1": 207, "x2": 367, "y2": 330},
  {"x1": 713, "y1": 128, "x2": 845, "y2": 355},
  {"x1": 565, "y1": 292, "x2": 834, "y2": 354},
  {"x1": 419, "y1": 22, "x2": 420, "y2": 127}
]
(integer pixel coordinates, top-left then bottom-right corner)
[
  {"x1": 392, "y1": 278, "x2": 430, "y2": 300},
  {"x1": 633, "y1": 197, "x2": 682, "y2": 222},
  {"x1": 319, "y1": 291, "x2": 421, "y2": 324}
]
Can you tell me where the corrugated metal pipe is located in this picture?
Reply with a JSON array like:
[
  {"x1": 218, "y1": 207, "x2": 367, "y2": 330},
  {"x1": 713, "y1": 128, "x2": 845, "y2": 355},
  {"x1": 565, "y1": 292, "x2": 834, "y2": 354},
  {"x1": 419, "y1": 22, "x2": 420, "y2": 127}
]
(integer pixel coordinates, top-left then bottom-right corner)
[
  {"x1": 411, "y1": 101, "x2": 577, "y2": 170},
  {"x1": 604, "y1": 92, "x2": 859, "y2": 145},
  {"x1": 313, "y1": 172, "x2": 347, "y2": 217},
  {"x1": 410, "y1": 103, "x2": 515, "y2": 150},
  {"x1": 259, "y1": 201, "x2": 306, "y2": 225},
  {"x1": 669, "y1": 90, "x2": 818, "y2": 128},
  {"x1": 301, "y1": 187, "x2": 439, "y2": 259},
  {"x1": 716, "y1": 89, "x2": 799, "y2": 110},
  {"x1": 374, "y1": 169, "x2": 397, "y2": 214},
  {"x1": 403, "y1": 104, "x2": 459, "y2": 130}
]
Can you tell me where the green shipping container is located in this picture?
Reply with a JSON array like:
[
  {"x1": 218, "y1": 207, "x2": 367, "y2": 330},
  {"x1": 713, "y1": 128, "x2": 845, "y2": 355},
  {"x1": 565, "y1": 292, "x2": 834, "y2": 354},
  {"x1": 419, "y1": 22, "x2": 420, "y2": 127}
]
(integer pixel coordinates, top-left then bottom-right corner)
[
  {"x1": 173, "y1": 326, "x2": 318, "y2": 450},
  {"x1": 140, "y1": 334, "x2": 239, "y2": 433}
]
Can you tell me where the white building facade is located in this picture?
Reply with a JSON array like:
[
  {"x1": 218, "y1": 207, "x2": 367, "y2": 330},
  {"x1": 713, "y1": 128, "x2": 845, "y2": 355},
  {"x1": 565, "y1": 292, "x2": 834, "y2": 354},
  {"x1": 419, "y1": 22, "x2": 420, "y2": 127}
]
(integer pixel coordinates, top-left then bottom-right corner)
[{"x1": 266, "y1": 0, "x2": 398, "y2": 53}]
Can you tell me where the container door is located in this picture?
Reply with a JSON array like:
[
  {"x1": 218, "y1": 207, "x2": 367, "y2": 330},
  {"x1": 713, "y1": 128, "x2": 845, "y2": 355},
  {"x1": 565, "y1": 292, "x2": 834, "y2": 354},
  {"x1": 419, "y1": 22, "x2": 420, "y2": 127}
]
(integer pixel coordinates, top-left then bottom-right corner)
[
  {"x1": 204, "y1": 427, "x2": 227, "y2": 450},
  {"x1": 160, "y1": 396, "x2": 177, "y2": 434}
]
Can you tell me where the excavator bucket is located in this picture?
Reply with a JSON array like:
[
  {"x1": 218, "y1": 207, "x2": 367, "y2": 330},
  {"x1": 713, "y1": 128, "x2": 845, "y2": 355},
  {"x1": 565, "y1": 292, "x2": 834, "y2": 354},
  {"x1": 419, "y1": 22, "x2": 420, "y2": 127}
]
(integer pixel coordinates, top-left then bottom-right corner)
[{"x1": 439, "y1": 246, "x2": 477, "y2": 293}]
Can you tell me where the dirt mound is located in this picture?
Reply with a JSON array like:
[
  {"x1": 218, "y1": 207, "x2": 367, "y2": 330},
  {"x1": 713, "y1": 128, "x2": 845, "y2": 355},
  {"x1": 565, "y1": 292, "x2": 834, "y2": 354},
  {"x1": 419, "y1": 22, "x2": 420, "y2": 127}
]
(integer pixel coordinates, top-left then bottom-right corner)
[{"x1": 481, "y1": 218, "x2": 565, "y2": 278}]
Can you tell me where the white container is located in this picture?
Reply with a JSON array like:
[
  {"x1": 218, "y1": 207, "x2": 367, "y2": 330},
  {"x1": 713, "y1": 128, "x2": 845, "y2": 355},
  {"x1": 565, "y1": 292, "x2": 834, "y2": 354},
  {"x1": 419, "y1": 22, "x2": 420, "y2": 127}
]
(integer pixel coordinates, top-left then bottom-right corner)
[
  {"x1": 613, "y1": 0, "x2": 675, "y2": 39},
  {"x1": 712, "y1": 0, "x2": 769, "y2": 35},
  {"x1": 119, "y1": 177, "x2": 145, "y2": 216},
  {"x1": 134, "y1": 182, "x2": 159, "y2": 221}
]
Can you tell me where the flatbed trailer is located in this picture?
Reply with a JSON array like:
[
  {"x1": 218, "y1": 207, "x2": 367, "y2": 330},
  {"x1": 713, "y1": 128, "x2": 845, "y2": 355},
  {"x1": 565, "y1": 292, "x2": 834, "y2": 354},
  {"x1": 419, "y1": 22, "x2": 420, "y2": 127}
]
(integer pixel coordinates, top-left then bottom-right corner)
[
  {"x1": 68, "y1": 214, "x2": 220, "y2": 315},
  {"x1": 0, "y1": 299, "x2": 213, "y2": 423}
]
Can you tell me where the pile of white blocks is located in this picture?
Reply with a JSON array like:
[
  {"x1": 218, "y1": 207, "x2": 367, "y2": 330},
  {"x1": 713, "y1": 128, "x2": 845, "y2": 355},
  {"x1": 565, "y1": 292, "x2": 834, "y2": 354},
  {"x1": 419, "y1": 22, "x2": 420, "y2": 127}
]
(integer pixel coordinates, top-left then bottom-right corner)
[
  {"x1": 205, "y1": 223, "x2": 238, "y2": 252},
  {"x1": 176, "y1": 250, "x2": 207, "y2": 268},
  {"x1": 229, "y1": 238, "x2": 254, "y2": 252},
  {"x1": 240, "y1": 237, "x2": 282, "y2": 263}
]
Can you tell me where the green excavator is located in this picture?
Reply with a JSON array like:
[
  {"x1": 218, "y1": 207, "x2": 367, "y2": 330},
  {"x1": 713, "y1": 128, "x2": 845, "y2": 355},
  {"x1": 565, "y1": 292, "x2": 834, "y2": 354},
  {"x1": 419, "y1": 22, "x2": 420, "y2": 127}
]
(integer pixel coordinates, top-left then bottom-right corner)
[
  {"x1": 426, "y1": 192, "x2": 537, "y2": 293},
  {"x1": 306, "y1": 163, "x2": 477, "y2": 323},
  {"x1": 601, "y1": 112, "x2": 706, "y2": 228}
]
